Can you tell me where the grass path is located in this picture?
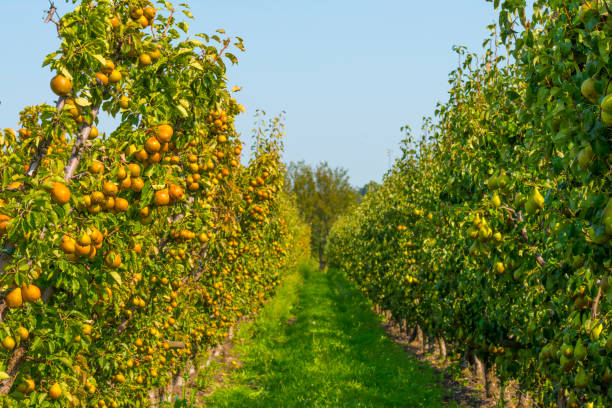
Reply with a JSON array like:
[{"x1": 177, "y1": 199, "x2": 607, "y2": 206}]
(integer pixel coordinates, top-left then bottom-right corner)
[{"x1": 203, "y1": 262, "x2": 452, "y2": 407}]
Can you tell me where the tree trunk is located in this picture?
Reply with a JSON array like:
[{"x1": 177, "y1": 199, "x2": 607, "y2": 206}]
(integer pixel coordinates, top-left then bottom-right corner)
[
  {"x1": 438, "y1": 337, "x2": 447, "y2": 361},
  {"x1": 416, "y1": 325, "x2": 425, "y2": 354},
  {"x1": 486, "y1": 363, "x2": 500, "y2": 400},
  {"x1": 473, "y1": 354, "x2": 487, "y2": 389},
  {"x1": 427, "y1": 336, "x2": 436, "y2": 355},
  {"x1": 408, "y1": 325, "x2": 418, "y2": 342}
]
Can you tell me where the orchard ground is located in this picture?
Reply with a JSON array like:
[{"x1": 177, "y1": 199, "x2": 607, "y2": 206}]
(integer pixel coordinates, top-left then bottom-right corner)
[{"x1": 179, "y1": 262, "x2": 460, "y2": 408}]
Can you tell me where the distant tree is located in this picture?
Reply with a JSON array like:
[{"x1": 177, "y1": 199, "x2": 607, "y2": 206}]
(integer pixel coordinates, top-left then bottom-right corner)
[
  {"x1": 359, "y1": 181, "x2": 379, "y2": 196},
  {"x1": 285, "y1": 161, "x2": 358, "y2": 268}
]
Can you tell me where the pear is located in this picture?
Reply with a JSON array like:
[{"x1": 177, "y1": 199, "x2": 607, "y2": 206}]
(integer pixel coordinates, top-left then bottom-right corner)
[
  {"x1": 493, "y1": 232, "x2": 502, "y2": 242},
  {"x1": 581, "y1": 77, "x2": 599, "y2": 103},
  {"x1": 603, "y1": 366, "x2": 612, "y2": 383},
  {"x1": 574, "y1": 367, "x2": 588, "y2": 389},
  {"x1": 562, "y1": 343, "x2": 573, "y2": 358},
  {"x1": 577, "y1": 145, "x2": 595, "y2": 169},
  {"x1": 525, "y1": 197, "x2": 538, "y2": 215},
  {"x1": 467, "y1": 227, "x2": 478, "y2": 239},
  {"x1": 602, "y1": 198, "x2": 612, "y2": 235},
  {"x1": 590, "y1": 321, "x2": 603, "y2": 340},
  {"x1": 573, "y1": 340, "x2": 587, "y2": 361},
  {"x1": 491, "y1": 194, "x2": 501, "y2": 208},
  {"x1": 494, "y1": 262, "x2": 505, "y2": 275},
  {"x1": 560, "y1": 354, "x2": 574, "y2": 372},
  {"x1": 602, "y1": 110, "x2": 612, "y2": 127},
  {"x1": 602, "y1": 275, "x2": 610, "y2": 292},
  {"x1": 601, "y1": 92, "x2": 612, "y2": 113},
  {"x1": 487, "y1": 175, "x2": 499, "y2": 190},
  {"x1": 478, "y1": 225, "x2": 492, "y2": 242},
  {"x1": 514, "y1": 192, "x2": 526, "y2": 208},
  {"x1": 533, "y1": 188, "x2": 545, "y2": 208},
  {"x1": 497, "y1": 173, "x2": 510, "y2": 190}
]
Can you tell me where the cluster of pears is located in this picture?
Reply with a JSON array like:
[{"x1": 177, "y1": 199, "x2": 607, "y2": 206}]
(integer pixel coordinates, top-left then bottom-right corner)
[
  {"x1": 206, "y1": 109, "x2": 231, "y2": 135},
  {"x1": 584, "y1": 196, "x2": 612, "y2": 245},
  {"x1": 486, "y1": 170, "x2": 511, "y2": 191},
  {"x1": 466, "y1": 214, "x2": 502, "y2": 257},
  {"x1": 59, "y1": 227, "x2": 105, "y2": 262},
  {"x1": 514, "y1": 187, "x2": 545, "y2": 216},
  {"x1": 581, "y1": 76, "x2": 612, "y2": 126},
  {"x1": 81, "y1": 165, "x2": 130, "y2": 215}
]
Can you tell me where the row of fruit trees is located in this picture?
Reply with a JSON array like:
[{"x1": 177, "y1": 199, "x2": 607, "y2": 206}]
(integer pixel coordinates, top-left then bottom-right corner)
[
  {"x1": 0, "y1": 0, "x2": 310, "y2": 406},
  {"x1": 327, "y1": 1, "x2": 612, "y2": 406}
]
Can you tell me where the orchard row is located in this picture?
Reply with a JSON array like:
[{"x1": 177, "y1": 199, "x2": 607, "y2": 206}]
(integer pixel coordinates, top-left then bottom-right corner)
[
  {"x1": 0, "y1": 1, "x2": 309, "y2": 407},
  {"x1": 328, "y1": 1, "x2": 612, "y2": 407}
]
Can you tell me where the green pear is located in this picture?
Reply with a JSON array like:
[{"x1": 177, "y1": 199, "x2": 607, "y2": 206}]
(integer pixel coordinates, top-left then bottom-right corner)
[
  {"x1": 574, "y1": 367, "x2": 588, "y2": 389},
  {"x1": 581, "y1": 77, "x2": 600, "y2": 103},
  {"x1": 601, "y1": 92, "x2": 612, "y2": 113},
  {"x1": 514, "y1": 192, "x2": 526, "y2": 208},
  {"x1": 602, "y1": 110, "x2": 612, "y2": 127},
  {"x1": 603, "y1": 367, "x2": 612, "y2": 383},
  {"x1": 577, "y1": 144, "x2": 595, "y2": 169},
  {"x1": 562, "y1": 343, "x2": 574, "y2": 358},
  {"x1": 525, "y1": 197, "x2": 538, "y2": 215},
  {"x1": 574, "y1": 340, "x2": 587, "y2": 361},
  {"x1": 602, "y1": 199, "x2": 612, "y2": 235},
  {"x1": 560, "y1": 354, "x2": 574, "y2": 372},
  {"x1": 497, "y1": 173, "x2": 510, "y2": 189},
  {"x1": 487, "y1": 175, "x2": 499, "y2": 190}
]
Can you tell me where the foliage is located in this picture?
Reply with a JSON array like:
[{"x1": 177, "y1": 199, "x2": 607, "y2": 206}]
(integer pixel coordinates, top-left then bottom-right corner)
[
  {"x1": 327, "y1": 1, "x2": 612, "y2": 406},
  {"x1": 285, "y1": 161, "x2": 358, "y2": 265},
  {"x1": 0, "y1": 1, "x2": 309, "y2": 406}
]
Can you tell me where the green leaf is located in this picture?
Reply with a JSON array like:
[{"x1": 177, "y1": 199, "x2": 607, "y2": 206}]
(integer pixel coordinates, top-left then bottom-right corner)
[
  {"x1": 74, "y1": 97, "x2": 91, "y2": 107},
  {"x1": 109, "y1": 271, "x2": 122, "y2": 285}
]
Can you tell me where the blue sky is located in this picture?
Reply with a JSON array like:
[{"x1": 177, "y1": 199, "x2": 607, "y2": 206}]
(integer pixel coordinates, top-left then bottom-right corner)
[{"x1": 0, "y1": 1, "x2": 501, "y2": 187}]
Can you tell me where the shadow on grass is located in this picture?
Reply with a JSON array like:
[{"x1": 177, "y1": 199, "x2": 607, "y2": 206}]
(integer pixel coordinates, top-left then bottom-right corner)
[{"x1": 204, "y1": 265, "x2": 450, "y2": 407}]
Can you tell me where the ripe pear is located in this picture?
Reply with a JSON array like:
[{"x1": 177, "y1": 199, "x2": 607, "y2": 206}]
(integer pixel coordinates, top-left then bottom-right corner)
[
  {"x1": 590, "y1": 321, "x2": 603, "y2": 340},
  {"x1": 494, "y1": 262, "x2": 505, "y2": 275},
  {"x1": 491, "y1": 194, "x2": 501, "y2": 208},
  {"x1": 533, "y1": 188, "x2": 544, "y2": 208}
]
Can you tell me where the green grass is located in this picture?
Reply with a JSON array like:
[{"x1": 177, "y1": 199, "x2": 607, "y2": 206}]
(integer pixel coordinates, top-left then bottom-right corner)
[{"x1": 202, "y1": 262, "x2": 450, "y2": 407}]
